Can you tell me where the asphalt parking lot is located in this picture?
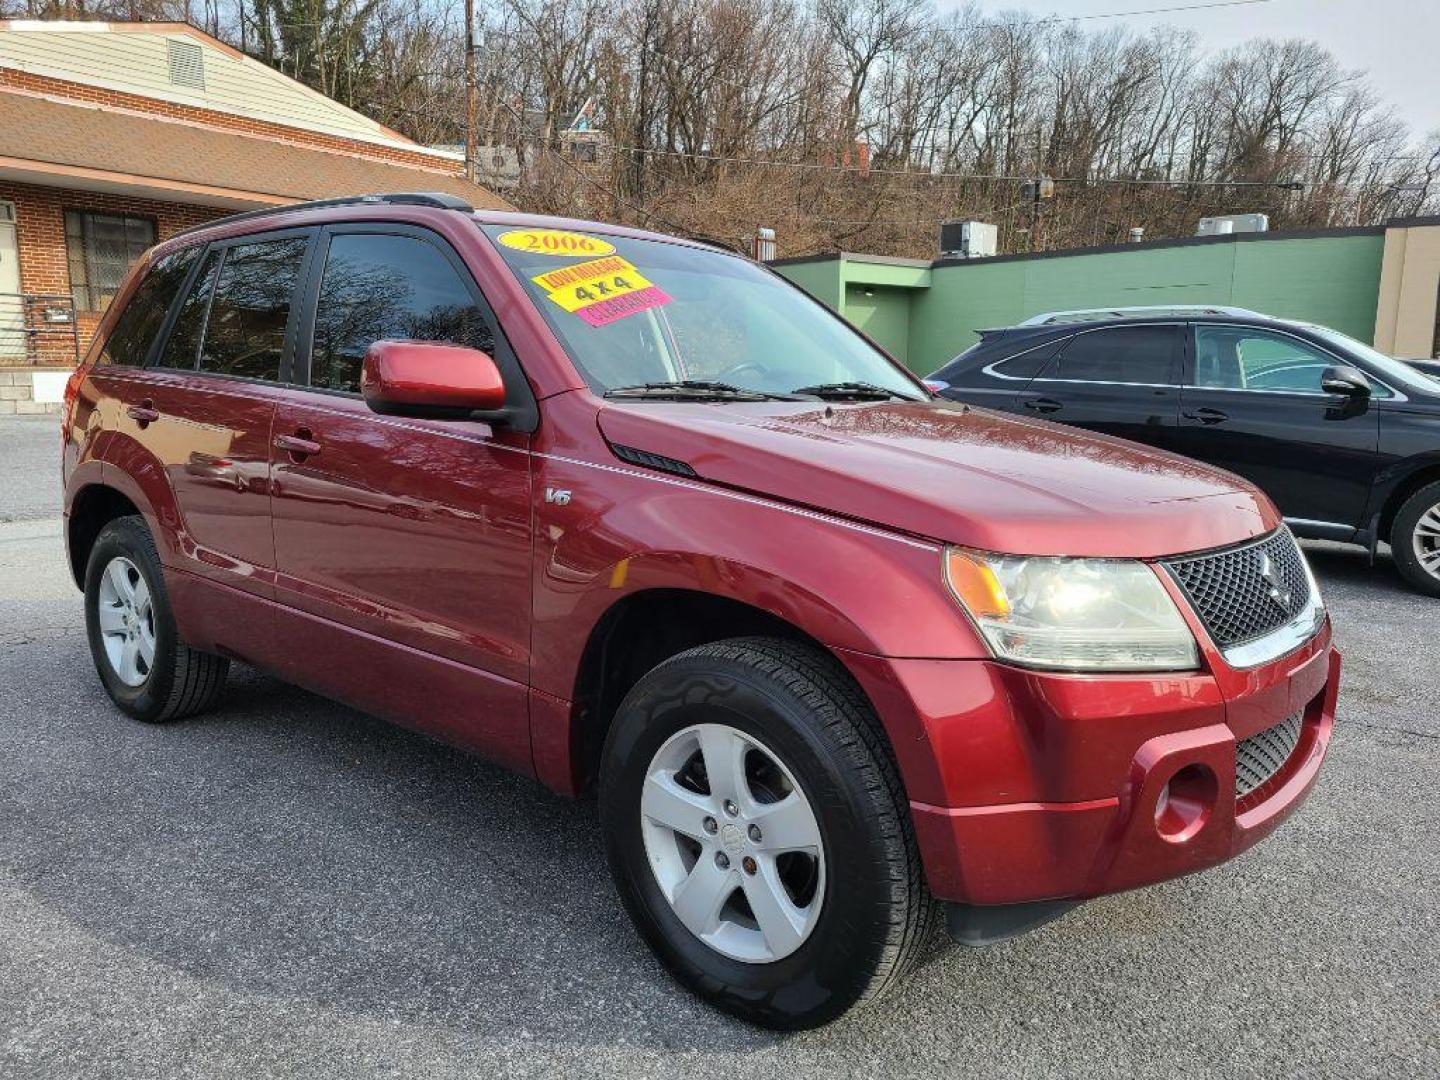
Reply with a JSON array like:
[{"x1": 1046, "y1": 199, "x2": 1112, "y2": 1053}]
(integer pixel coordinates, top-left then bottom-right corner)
[{"x1": 1, "y1": 413, "x2": 1437, "y2": 1079}]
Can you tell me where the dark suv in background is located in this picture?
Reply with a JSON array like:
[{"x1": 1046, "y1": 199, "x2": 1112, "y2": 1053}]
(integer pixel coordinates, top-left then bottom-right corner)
[{"x1": 928, "y1": 306, "x2": 1440, "y2": 596}]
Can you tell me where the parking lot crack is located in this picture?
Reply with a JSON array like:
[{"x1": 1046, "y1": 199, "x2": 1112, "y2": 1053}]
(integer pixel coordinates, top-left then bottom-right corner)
[{"x1": 1343, "y1": 718, "x2": 1440, "y2": 742}]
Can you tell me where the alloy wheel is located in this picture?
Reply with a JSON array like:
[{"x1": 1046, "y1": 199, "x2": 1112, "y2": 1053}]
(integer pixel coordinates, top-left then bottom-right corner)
[
  {"x1": 640, "y1": 722, "x2": 825, "y2": 963},
  {"x1": 1413, "y1": 502, "x2": 1440, "y2": 582},
  {"x1": 96, "y1": 556, "x2": 156, "y2": 687}
]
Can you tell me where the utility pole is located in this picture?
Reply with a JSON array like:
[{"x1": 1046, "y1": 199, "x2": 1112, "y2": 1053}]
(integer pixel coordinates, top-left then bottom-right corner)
[
  {"x1": 1022, "y1": 176, "x2": 1054, "y2": 253},
  {"x1": 464, "y1": 0, "x2": 479, "y2": 184}
]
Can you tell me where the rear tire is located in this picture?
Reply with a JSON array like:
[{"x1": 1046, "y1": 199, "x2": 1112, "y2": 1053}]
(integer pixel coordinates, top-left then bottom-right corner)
[
  {"x1": 1390, "y1": 481, "x2": 1440, "y2": 597},
  {"x1": 598, "y1": 636, "x2": 935, "y2": 1029},
  {"x1": 84, "y1": 515, "x2": 229, "y2": 722}
]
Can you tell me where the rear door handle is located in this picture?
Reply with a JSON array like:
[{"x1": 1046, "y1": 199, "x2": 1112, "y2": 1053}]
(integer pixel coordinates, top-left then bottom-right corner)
[
  {"x1": 1022, "y1": 396, "x2": 1063, "y2": 414},
  {"x1": 274, "y1": 432, "x2": 322, "y2": 457},
  {"x1": 126, "y1": 400, "x2": 159, "y2": 425},
  {"x1": 1183, "y1": 407, "x2": 1229, "y2": 425}
]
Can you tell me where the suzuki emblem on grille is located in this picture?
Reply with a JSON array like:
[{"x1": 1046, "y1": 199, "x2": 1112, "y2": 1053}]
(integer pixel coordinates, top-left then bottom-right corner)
[{"x1": 1258, "y1": 551, "x2": 1292, "y2": 611}]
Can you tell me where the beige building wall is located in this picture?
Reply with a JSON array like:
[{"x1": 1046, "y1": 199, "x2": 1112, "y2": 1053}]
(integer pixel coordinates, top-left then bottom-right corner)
[{"x1": 1375, "y1": 219, "x2": 1440, "y2": 358}]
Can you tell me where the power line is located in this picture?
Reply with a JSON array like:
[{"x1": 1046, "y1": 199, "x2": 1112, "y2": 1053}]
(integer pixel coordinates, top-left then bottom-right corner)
[
  {"x1": 604, "y1": 143, "x2": 1304, "y2": 188},
  {"x1": 936, "y1": 0, "x2": 1274, "y2": 31},
  {"x1": 488, "y1": 94, "x2": 693, "y2": 237}
]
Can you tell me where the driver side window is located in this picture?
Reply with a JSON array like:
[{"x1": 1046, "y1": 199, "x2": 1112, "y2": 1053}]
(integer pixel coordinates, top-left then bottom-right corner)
[
  {"x1": 309, "y1": 232, "x2": 493, "y2": 394},
  {"x1": 1192, "y1": 326, "x2": 1386, "y2": 396}
]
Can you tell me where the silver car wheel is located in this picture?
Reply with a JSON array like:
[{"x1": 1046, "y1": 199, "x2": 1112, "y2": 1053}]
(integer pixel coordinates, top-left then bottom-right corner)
[
  {"x1": 96, "y1": 556, "x2": 156, "y2": 688},
  {"x1": 1414, "y1": 503, "x2": 1440, "y2": 581},
  {"x1": 640, "y1": 722, "x2": 825, "y2": 964}
]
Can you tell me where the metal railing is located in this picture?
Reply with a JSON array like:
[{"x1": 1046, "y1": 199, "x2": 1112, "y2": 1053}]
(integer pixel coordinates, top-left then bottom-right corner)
[{"x1": 0, "y1": 293, "x2": 81, "y2": 365}]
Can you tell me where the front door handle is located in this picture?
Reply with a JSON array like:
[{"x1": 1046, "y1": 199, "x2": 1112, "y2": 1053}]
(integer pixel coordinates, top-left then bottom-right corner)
[
  {"x1": 126, "y1": 400, "x2": 159, "y2": 426},
  {"x1": 274, "y1": 431, "x2": 321, "y2": 457},
  {"x1": 1183, "y1": 407, "x2": 1229, "y2": 425},
  {"x1": 1022, "y1": 396, "x2": 1063, "y2": 414}
]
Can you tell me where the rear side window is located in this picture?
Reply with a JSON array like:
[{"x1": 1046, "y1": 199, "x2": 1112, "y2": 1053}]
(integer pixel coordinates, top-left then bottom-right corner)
[
  {"x1": 937, "y1": 335, "x2": 1067, "y2": 386},
  {"x1": 310, "y1": 232, "x2": 493, "y2": 393},
  {"x1": 1053, "y1": 325, "x2": 1179, "y2": 385},
  {"x1": 989, "y1": 338, "x2": 1067, "y2": 380},
  {"x1": 157, "y1": 248, "x2": 221, "y2": 369},
  {"x1": 97, "y1": 246, "x2": 199, "y2": 367},
  {"x1": 198, "y1": 237, "x2": 309, "y2": 382}
]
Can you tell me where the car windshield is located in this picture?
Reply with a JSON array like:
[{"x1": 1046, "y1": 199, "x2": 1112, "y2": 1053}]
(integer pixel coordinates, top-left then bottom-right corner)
[
  {"x1": 480, "y1": 224, "x2": 922, "y2": 400},
  {"x1": 1304, "y1": 324, "x2": 1439, "y2": 395}
]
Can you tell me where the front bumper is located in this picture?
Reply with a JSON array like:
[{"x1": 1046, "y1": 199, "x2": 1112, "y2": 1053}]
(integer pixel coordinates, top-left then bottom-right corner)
[{"x1": 840, "y1": 619, "x2": 1339, "y2": 907}]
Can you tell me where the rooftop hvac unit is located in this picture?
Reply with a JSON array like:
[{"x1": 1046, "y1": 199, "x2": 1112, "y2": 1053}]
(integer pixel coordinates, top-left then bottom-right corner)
[
  {"x1": 940, "y1": 221, "x2": 998, "y2": 259},
  {"x1": 1197, "y1": 213, "x2": 1269, "y2": 236}
]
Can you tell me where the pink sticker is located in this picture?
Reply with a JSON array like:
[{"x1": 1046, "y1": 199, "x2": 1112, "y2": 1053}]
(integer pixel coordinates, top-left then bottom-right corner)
[{"x1": 574, "y1": 285, "x2": 672, "y2": 327}]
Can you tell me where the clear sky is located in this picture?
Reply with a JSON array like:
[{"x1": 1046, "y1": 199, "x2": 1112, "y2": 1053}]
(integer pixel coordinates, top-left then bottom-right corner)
[{"x1": 943, "y1": 0, "x2": 1440, "y2": 139}]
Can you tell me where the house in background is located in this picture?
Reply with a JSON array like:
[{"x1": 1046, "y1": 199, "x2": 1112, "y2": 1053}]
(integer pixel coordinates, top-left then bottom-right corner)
[{"x1": 0, "y1": 19, "x2": 509, "y2": 412}]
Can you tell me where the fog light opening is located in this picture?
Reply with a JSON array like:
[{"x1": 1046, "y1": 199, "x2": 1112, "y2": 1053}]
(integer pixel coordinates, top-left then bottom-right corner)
[{"x1": 1154, "y1": 764, "x2": 1218, "y2": 843}]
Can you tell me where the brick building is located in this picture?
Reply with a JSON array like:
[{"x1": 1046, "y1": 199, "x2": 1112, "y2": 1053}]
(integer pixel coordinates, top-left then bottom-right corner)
[{"x1": 0, "y1": 19, "x2": 508, "y2": 411}]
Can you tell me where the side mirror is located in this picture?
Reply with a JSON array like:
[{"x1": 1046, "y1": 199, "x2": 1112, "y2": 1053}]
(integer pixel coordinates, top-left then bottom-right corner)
[
  {"x1": 362, "y1": 340, "x2": 510, "y2": 422},
  {"x1": 1320, "y1": 364, "x2": 1371, "y2": 397}
]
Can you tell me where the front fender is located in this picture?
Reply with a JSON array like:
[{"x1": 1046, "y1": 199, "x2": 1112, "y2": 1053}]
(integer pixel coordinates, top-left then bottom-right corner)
[
  {"x1": 526, "y1": 449, "x2": 992, "y2": 797},
  {"x1": 530, "y1": 461, "x2": 988, "y2": 702}
]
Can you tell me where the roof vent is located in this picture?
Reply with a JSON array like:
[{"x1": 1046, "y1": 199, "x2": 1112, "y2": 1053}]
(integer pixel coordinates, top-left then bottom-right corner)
[{"x1": 167, "y1": 40, "x2": 206, "y2": 91}]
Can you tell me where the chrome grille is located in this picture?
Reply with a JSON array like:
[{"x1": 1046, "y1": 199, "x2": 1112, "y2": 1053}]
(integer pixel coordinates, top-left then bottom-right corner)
[
  {"x1": 1165, "y1": 529, "x2": 1312, "y2": 648},
  {"x1": 1235, "y1": 712, "x2": 1304, "y2": 799}
]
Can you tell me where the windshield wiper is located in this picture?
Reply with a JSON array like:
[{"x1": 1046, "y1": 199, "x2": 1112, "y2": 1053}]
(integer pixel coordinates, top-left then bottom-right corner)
[
  {"x1": 604, "y1": 380, "x2": 800, "y2": 402},
  {"x1": 790, "y1": 381, "x2": 919, "y2": 402}
]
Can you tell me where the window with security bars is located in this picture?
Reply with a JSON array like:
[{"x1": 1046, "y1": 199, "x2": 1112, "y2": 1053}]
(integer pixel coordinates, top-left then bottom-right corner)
[{"x1": 65, "y1": 210, "x2": 156, "y2": 313}]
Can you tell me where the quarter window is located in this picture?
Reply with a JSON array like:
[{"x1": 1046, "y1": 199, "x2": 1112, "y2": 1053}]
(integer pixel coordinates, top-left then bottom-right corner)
[
  {"x1": 1053, "y1": 326, "x2": 1179, "y2": 384},
  {"x1": 65, "y1": 210, "x2": 156, "y2": 312},
  {"x1": 98, "y1": 246, "x2": 199, "y2": 367},
  {"x1": 197, "y1": 237, "x2": 308, "y2": 382},
  {"x1": 310, "y1": 232, "x2": 493, "y2": 393},
  {"x1": 989, "y1": 339, "x2": 1066, "y2": 380}
]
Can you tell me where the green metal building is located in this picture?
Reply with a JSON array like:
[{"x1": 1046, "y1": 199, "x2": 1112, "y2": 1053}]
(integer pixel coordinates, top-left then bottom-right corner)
[{"x1": 771, "y1": 218, "x2": 1440, "y2": 376}]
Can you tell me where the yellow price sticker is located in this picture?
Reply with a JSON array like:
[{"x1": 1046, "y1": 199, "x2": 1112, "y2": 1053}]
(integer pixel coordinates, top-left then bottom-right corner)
[
  {"x1": 497, "y1": 228, "x2": 616, "y2": 258},
  {"x1": 531, "y1": 256, "x2": 671, "y2": 327}
]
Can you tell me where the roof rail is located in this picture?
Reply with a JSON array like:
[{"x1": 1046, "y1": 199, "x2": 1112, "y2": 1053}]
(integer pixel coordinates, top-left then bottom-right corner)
[
  {"x1": 171, "y1": 192, "x2": 474, "y2": 240},
  {"x1": 1017, "y1": 304, "x2": 1264, "y2": 327}
]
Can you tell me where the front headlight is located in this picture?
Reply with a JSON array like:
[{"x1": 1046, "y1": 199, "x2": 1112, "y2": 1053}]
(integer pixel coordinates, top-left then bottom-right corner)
[{"x1": 944, "y1": 548, "x2": 1199, "y2": 672}]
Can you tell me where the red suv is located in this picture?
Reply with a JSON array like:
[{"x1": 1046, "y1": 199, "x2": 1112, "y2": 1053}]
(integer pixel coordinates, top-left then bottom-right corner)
[{"x1": 61, "y1": 193, "x2": 1339, "y2": 1029}]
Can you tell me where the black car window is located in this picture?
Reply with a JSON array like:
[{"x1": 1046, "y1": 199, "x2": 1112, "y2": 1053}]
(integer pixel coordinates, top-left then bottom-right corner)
[
  {"x1": 198, "y1": 236, "x2": 308, "y2": 382},
  {"x1": 156, "y1": 248, "x2": 222, "y2": 370},
  {"x1": 98, "y1": 245, "x2": 199, "y2": 367},
  {"x1": 1054, "y1": 325, "x2": 1179, "y2": 385},
  {"x1": 1193, "y1": 325, "x2": 1391, "y2": 397},
  {"x1": 310, "y1": 232, "x2": 493, "y2": 394},
  {"x1": 990, "y1": 338, "x2": 1067, "y2": 380}
]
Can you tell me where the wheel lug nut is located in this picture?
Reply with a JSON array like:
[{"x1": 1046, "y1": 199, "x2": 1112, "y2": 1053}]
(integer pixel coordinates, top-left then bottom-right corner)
[
  {"x1": 724, "y1": 800, "x2": 739, "y2": 817},
  {"x1": 702, "y1": 816, "x2": 717, "y2": 834},
  {"x1": 715, "y1": 852, "x2": 730, "y2": 870},
  {"x1": 748, "y1": 824, "x2": 762, "y2": 843},
  {"x1": 742, "y1": 856, "x2": 757, "y2": 875}
]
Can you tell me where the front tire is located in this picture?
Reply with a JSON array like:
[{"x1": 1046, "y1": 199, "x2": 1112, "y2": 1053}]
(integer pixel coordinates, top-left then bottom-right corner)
[
  {"x1": 1390, "y1": 481, "x2": 1440, "y2": 597},
  {"x1": 84, "y1": 515, "x2": 229, "y2": 722},
  {"x1": 599, "y1": 637, "x2": 934, "y2": 1029}
]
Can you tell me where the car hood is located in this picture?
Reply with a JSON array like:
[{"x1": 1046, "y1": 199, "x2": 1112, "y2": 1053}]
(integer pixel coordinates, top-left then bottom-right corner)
[{"x1": 595, "y1": 399, "x2": 1278, "y2": 558}]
